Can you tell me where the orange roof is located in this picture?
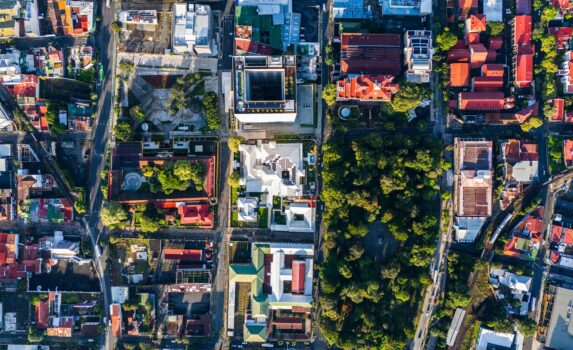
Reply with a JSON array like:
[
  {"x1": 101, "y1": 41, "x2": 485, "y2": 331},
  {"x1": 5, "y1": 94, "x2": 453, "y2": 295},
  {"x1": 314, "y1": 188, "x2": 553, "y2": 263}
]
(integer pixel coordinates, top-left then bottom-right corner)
[
  {"x1": 553, "y1": 98, "x2": 565, "y2": 121},
  {"x1": 466, "y1": 32, "x2": 480, "y2": 44},
  {"x1": 514, "y1": 16, "x2": 532, "y2": 46},
  {"x1": 467, "y1": 14, "x2": 487, "y2": 32},
  {"x1": 488, "y1": 36, "x2": 503, "y2": 50},
  {"x1": 110, "y1": 304, "x2": 122, "y2": 338},
  {"x1": 448, "y1": 48, "x2": 471, "y2": 63},
  {"x1": 450, "y1": 63, "x2": 471, "y2": 87},
  {"x1": 564, "y1": 228, "x2": 573, "y2": 246},
  {"x1": 515, "y1": 54, "x2": 533, "y2": 87},
  {"x1": 565, "y1": 139, "x2": 573, "y2": 163},
  {"x1": 470, "y1": 44, "x2": 488, "y2": 68},
  {"x1": 178, "y1": 204, "x2": 213, "y2": 227},
  {"x1": 336, "y1": 74, "x2": 399, "y2": 102},
  {"x1": 459, "y1": 92, "x2": 505, "y2": 110},
  {"x1": 472, "y1": 77, "x2": 504, "y2": 92},
  {"x1": 482, "y1": 64, "x2": 505, "y2": 77}
]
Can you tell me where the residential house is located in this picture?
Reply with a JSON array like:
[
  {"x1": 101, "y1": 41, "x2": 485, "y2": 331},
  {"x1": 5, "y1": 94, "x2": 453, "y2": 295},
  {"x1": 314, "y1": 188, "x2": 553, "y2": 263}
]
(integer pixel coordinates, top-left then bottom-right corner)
[
  {"x1": 565, "y1": 139, "x2": 573, "y2": 167},
  {"x1": 332, "y1": 0, "x2": 372, "y2": 19},
  {"x1": 476, "y1": 328, "x2": 523, "y2": 350},
  {"x1": 380, "y1": 0, "x2": 431, "y2": 16},
  {"x1": 561, "y1": 50, "x2": 573, "y2": 94},
  {"x1": 450, "y1": 63, "x2": 470, "y2": 87},
  {"x1": 110, "y1": 304, "x2": 122, "y2": 338},
  {"x1": 454, "y1": 138, "x2": 493, "y2": 242},
  {"x1": 489, "y1": 268, "x2": 532, "y2": 315},
  {"x1": 499, "y1": 139, "x2": 538, "y2": 209},
  {"x1": 504, "y1": 206, "x2": 544, "y2": 260},
  {"x1": 549, "y1": 223, "x2": 573, "y2": 269}
]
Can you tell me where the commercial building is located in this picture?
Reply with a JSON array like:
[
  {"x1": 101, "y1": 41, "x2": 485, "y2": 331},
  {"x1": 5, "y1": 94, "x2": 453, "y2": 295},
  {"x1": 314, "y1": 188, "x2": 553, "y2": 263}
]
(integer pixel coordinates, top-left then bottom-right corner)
[
  {"x1": 340, "y1": 33, "x2": 402, "y2": 76},
  {"x1": 476, "y1": 328, "x2": 523, "y2": 350},
  {"x1": 379, "y1": 0, "x2": 431, "y2": 16},
  {"x1": 336, "y1": 75, "x2": 399, "y2": 102},
  {"x1": 172, "y1": 4, "x2": 214, "y2": 56},
  {"x1": 227, "y1": 242, "x2": 314, "y2": 342},
  {"x1": 404, "y1": 30, "x2": 433, "y2": 83},
  {"x1": 232, "y1": 56, "x2": 297, "y2": 123},
  {"x1": 454, "y1": 138, "x2": 493, "y2": 242},
  {"x1": 545, "y1": 287, "x2": 573, "y2": 349}
]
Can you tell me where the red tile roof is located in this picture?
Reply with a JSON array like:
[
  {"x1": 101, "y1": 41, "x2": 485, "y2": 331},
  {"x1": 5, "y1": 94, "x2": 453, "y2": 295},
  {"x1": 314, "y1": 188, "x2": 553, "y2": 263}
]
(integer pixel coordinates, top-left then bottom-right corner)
[
  {"x1": 459, "y1": 92, "x2": 505, "y2": 110},
  {"x1": 488, "y1": 36, "x2": 503, "y2": 50},
  {"x1": 565, "y1": 139, "x2": 573, "y2": 165},
  {"x1": 291, "y1": 260, "x2": 306, "y2": 293},
  {"x1": 472, "y1": 77, "x2": 504, "y2": 92},
  {"x1": 336, "y1": 75, "x2": 399, "y2": 102},
  {"x1": 450, "y1": 63, "x2": 471, "y2": 87},
  {"x1": 482, "y1": 64, "x2": 505, "y2": 77},
  {"x1": 515, "y1": 54, "x2": 533, "y2": 87},
  {"x1": 514, "y1": 16, "x2": 532, "y2": 46},
  {"x1": 467, "y1": 14, "x2": 487, "y2": 32},
  {"x1": 178, "y1": 204, "x2": 213, "y2": 227},
  {"x1": 448, "y1": 48, "x2": 471, "y2": 63},
  {"x1": 110, "y1": 304, "x2": 122, "y2": 338},
  {"x1": 234, "y1": 38, "x2": 273, "y2": 56},
  {"x1": 35, "y1": 299, "x2": 49, "y2": 329},
  {"x1": 340, "y1": 33, "x2": 402, "y2": 76},
  {"x1": 466, "y1": 32, "x2": 480, "y2": 44},
  {"x1": 553, "y1": 98, "x2": 565, "y2": 121},
  {"x1": 164, "y1": 249, "x2": 202, "y2": 261},
  {"x1": 469, "y1": 44, "x2": 488, "y2": 68},
  {"x1": 549, "y1": 27, "x2": 573, "y2": 49},
  {"x1": 553, "y1": 0, "x2": 571, "y2": 9}
]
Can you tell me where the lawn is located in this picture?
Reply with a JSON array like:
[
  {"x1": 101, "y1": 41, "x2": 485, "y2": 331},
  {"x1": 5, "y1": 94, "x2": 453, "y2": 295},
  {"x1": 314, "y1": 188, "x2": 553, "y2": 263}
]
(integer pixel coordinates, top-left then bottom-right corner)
[
  {"x1": 258, "y1": 208, "x2": 269, "y2": 228},
  {"x1": 548, "y1": 135, "x2": 566, "y2": 175}
]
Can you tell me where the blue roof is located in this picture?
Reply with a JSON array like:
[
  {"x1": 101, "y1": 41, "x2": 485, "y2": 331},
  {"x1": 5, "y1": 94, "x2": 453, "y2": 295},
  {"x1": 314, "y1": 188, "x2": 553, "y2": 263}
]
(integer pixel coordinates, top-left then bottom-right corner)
[{"x1": 332, "y1": 0, "x2": 372, "y2": 19}]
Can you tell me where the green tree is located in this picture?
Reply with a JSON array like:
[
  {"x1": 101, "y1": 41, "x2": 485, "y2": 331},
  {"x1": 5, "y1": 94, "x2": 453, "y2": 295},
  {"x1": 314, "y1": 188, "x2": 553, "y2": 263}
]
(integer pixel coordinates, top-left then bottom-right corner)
[
  {"x1": 139, "y1": 213, "x2": 162, "y2": 233},
  {"x1": 228, "y1": 170, "x2": 241, "y2": 188},
  {"x1": 138, "y1": 343, "x2": 156, "y2": 350},
  {"x1": 111, "y1": 21, "x2": 122, "y2": 33},
  {"x1": 322, "y1": 84, "x2": 337, "y2": 107},
  {"x1": 123, "y1": 344, "x2": 137, "y2": 350},
  {"x1": 74, "y1": 191, "x2": 87, "y2": 215},
  {"x1": 114, "y1": 121, "x2": 133, "y2": 142},
  {"x1": 130, "y1": 105, "x2": 145, "y2": 122},
  {"x1": 28, "y1": 327, "x2": 44, "y2": 343},
  {"x1": 157, "y1": 161, "x2": 204, "y2": 194},
  {"x1": 544, "y1": 103, "x2": 557, "y2": 118},
  {"x1": 436, "y1": 29, "x2": 458, "y2": 51},
  {"x1": 101, "y1": 202, "x2": 128, "y2": 229},
  {"x1": 487, "y1": 22, "x2": 504, "y2": 36},
  {"x1": 520, "y1": 116, "x2": 543, "y2": 132},
  {"x1": 228, "y1": 136, "x2": 245, "y2": 153},
  {"x1": 203, "y1": 91, "x2": 220, "y2": 130},
  {"x1": 542, "y1": 6, "x2": 558, "y2": 22},
  {"x1": 390, "y1": 83, "x2": 429, "y2": 113},
  {"x1": 517, "y1": 319, "x2": 538, "y2": 337}
]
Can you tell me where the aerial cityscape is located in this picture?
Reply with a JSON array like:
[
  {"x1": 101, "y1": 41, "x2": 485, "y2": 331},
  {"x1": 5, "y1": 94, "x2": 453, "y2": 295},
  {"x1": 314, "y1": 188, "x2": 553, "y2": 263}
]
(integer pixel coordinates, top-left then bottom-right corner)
[{"x1": 0, "y1": 0, "x2": 572, "y2": 350}]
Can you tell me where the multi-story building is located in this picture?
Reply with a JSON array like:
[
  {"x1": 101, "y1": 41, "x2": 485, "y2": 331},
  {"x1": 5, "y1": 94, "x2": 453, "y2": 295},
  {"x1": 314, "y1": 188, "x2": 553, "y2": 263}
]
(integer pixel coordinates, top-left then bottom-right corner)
[
  {"x1": 380, "y1": 0, "x2": 431, "y2": 16},
  {"x1": 404, "y1": 30, "x2": 433, "y2": 83},
  {"x1": 512, "y1": 15, "x2": 533, "y2": 88},
  {"x1": 340, "y1": 33, "x2": 402, "y2": 76},
  {"x1": 0, "y1": 0, "x2": 20, "y2": 38},
  {"x1": 232, "y1": 56, "x2": 297, "y2": 123},
  {"x1": 453, "y1": 138, "x2": 493, "y2": 242},
  {"x1": 172, "y1": 4, "x2": 214, "y2": 56},
  {"x1": 336, "y1": 75, "x2": 399, "y2": 102}
]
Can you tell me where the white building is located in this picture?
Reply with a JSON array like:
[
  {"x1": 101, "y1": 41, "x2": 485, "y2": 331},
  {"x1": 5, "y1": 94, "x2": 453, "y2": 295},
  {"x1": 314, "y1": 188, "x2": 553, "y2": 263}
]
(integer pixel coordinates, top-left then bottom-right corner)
[
  {"x1": 454, "y1": 216, "x2": 487, "y2": 243},
  {"x1": 489, "y1": 268, "x2": 532, "y2": 315},
  {"x1": 111, "y1": 286, "x2": 130, "y2": 304},
  {"x1": 238, "y1": 141, "x2": 305, "y2": 201},
  {"x1": 483, "y1": 0, "x2": 503, "y2": 22},
  {"x1": 476, "y1": 328, "x2": 523, "y2": 350},
  {"x1": 404, "y1": 30, "x2": 433, "y2": 83},
  {"x1": 237, "y1": 197, "x2": 258, "y2": 222},
  {"x1": 271, "y1": 201, "x2": 316, "y2": 233},
  {"x1": 118, "y1": 10, "x2": 157, "y2": 27},
  {"x1": 561, "y1": 51, "x2": 573, "y2": 94},
  {"x1": 172, "y1": 4, "x2": 215, "y2": 56},
  {"x1": 39, "y1": 231, "x2": 79, "y2": 259},
  {"x1": 0, "y1": 50, "x2": 21, "y2": 77}
]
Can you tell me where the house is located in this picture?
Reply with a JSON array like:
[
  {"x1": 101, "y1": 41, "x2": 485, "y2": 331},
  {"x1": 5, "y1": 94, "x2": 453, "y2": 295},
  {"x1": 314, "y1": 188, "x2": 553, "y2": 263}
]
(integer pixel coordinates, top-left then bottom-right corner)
[
  {"x1": 504, "y1": 206, "x2": 544, "y2": 260},
  {"x1": 227, "y1": 242, "x2": 314, "y2": 342},
  {"x1": 565, "y1": 139, "x2": 573, "y2": 167},
  {"x1": 489, "y1": 268, "x2": 532, "y2": 315},
  {"x1": 450, "y1": 63, "x2": 471, "y2": 87},
  {"x1": 232, "y1": 56, "x2": 297, "y2": 123},
  {"x1": 466, "y1": 14, "x2": 487, "y2": 33},
  {"x1": 110, "y1": 304, "x2": 122, "y2": 338},
  {"x1": 404, "y1": 30, "x2": 433, "y2": 83},
  {"x1": 46, "y1": 0, "x2": 93, "y2": 35},
  {"x1": 458, "y1": 0, "x2": 477, "y2": 19},
  {"x1": 177, "y1": 204, "x2": 214, "y2": 227},
  {"x1": 0, "y1": 50, "x2": 21, "y2": 76},
  {"x1": 469, "y1": 43, "x2": 488, "y2": 69},
  {"x1": 551, "y1": 98, "x2": 566, "y2": 121},
  {"x1": 332, "y1": 0, "x2": 373, "y2": 19},
  {"x1": 237, "y1": 197, "x2": 258, "y2": 222},
  {"x1": 340, "y1": 33, "x2": 402, "y2": 76},
  {"x1": 458, "y1": 92, "x2": 506, "y2": 110},
  {"x1": 336, "y1": 75, "x2": 399, "y2": 102},
  {"x1": 172, "y1": 4, "x2": 214, "y2": 56},
  {"x1": 270, "y1": 201, "x2": 316, "y2": 233},
  {"x1": 549, "y1": 224, "x2": 573, "y2": 269},
  {"x1": 499, "y1": 140, "x2": 538, "y2": 209},
  {"x1": 550, "y1": 27, "x2": 573, "y2": 50},
  {"x1": 46, "y1": 316, "x2": 73, "y2": 337},
  {"x1": 513, "y1": 16, "x2": 533, "y2": 87},
  {"x1": 39, "y1": 231, "x2": 80, "y2": 259},
  {"x1": 476, "y1": 328, "x2": 523, "y2": 350},
  {"x1": 472, "y1": 77, "x2": 504, "y2": 92},
  {"x1": 454, "y1": 138, "x2": 493, "y2": 242},
  {"x1": 545, "y1": 287, "x2": 573, "y2": 349}
]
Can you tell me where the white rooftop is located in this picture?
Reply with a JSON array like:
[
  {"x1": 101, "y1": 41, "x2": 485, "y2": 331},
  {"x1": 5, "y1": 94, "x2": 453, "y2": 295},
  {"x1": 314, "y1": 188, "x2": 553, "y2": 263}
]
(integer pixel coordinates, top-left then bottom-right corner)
[
  {"x1": 271, "y1": 201, "x2": 316, "y2": 233},
  {"x1": 454, "y1": 216, "x2": 487, "y2": 242},
  {"x1": 476, "y1": 328, "x2": 520, "y2": 350},
  {"x1": 237, "y1": 197, "x2": 259, "y2": 222}
]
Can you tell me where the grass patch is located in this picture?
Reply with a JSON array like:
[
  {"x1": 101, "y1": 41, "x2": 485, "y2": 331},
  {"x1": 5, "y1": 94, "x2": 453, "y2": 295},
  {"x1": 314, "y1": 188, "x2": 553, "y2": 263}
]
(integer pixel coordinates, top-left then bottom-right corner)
[
  {"x1": 231, "y1": 212, "x2": 239, "y2": 227},
  {"x1": 258, "y1": 208, "x2": 269, "y2": 228},
  {"x1": 548, "y1": 135, "x2": 566, "y2": 175}
]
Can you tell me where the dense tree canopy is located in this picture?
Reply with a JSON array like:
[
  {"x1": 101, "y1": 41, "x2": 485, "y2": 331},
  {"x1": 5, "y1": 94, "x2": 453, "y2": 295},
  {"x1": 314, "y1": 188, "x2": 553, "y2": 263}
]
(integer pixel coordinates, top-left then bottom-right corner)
[
  {"x1": 487, "y1": 22, "x2": 504, "y2": 36},
  {"x1": 390, "y1": 83, "x2": 430, "y2": 113},
  {"x1": 319, "y1": 133, "x2": 444, "y2": 348},
  {"x1": 156, "y1": 161, "x2": 203, "y2": 194},
  {"x1": 322, "y1": 84, "x2": 337, "y2": 107},
  {"x1": 101, "y1": 201, "x2": 128, "y2": 229},
  {"x1": 436, "y1": 29, "x2": 458, "y2": 51}
]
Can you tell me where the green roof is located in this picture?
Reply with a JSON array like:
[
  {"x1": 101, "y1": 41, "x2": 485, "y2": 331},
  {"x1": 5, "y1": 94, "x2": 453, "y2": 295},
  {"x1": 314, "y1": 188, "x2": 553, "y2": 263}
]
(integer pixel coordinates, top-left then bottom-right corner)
[{"x1": 516, "y1": 237, "x2": 530, "y2": 251}]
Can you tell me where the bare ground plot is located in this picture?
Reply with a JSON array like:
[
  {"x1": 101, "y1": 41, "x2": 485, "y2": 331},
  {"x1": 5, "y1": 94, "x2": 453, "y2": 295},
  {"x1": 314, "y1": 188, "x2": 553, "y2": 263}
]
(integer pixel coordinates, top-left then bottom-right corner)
[
  {"x1": 40, "y1": 78, "x2": 92, "y2": 101},
  {"x1": 364, "y1": 222, "x2": 400, "y2": 263}
]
